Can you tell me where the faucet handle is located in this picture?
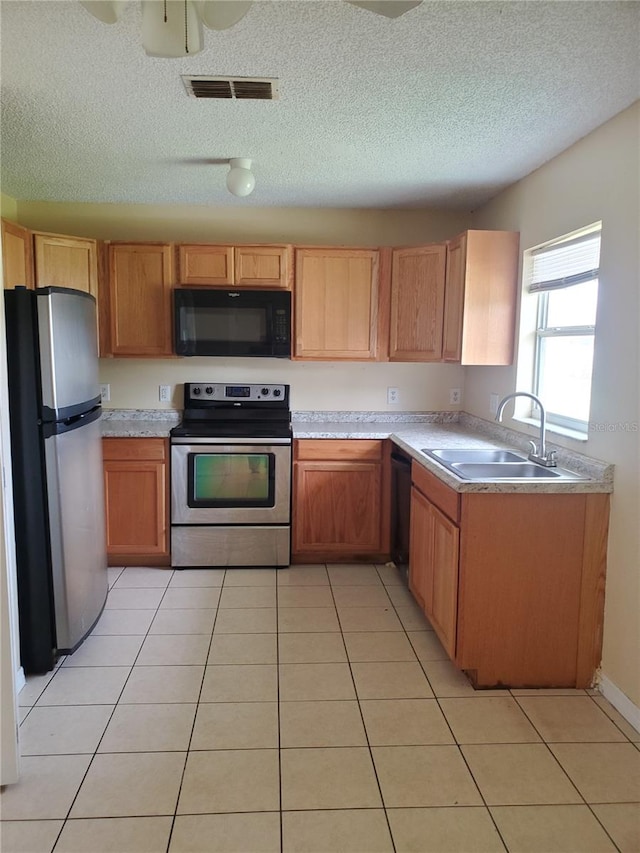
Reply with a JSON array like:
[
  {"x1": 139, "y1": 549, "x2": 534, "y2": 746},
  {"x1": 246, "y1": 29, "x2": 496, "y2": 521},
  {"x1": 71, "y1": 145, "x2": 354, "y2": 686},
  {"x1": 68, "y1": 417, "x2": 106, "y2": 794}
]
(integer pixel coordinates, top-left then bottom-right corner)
[
  {"x1": 546, "y1": 449, "x2": 558, "y2": 465},
  {"x1": 528, "y1": 440, "x2": 538, "y2": 456}
]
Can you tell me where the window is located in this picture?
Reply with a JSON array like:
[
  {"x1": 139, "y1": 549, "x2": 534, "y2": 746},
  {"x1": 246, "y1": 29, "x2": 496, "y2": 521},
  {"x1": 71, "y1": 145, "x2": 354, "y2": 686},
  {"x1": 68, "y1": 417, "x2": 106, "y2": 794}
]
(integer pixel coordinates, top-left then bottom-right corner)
[{"x1": 529, "y1": 227, "x2": 601, "y2": 433}]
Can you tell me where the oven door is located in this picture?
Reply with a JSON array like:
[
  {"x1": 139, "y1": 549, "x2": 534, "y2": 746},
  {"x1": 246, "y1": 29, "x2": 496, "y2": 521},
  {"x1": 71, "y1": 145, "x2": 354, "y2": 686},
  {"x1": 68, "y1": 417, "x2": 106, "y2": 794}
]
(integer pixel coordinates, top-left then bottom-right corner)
[{"x1": 171, "y1": 438, "x2": 291, "y2": 525}]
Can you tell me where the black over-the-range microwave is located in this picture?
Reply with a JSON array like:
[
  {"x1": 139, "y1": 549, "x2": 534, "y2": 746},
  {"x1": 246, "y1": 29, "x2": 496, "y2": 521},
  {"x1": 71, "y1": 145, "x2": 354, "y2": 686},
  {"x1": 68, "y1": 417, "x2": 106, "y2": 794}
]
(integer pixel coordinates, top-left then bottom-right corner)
[{"x1": 174, "y1": 288, "x2": 292, "y2": 358}]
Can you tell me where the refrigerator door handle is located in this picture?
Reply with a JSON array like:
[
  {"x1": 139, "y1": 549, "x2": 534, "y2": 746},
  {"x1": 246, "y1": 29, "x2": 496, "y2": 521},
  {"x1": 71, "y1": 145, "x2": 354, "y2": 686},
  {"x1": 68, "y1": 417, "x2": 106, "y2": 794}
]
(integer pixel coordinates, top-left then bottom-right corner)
[
  {"x1": 42, "y1": 405, "x2": 102, "y2": 439},
  {"x1": 62, "y1": 407, "x2": 101, "y2": 427}
]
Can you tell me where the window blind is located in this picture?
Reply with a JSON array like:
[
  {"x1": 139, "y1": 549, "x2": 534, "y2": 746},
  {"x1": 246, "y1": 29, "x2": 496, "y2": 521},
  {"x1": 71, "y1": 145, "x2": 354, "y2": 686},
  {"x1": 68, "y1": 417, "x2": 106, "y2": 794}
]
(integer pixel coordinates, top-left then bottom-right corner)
[{"x1": 529, "y1": 231, "x2": 601, "y2": 293}]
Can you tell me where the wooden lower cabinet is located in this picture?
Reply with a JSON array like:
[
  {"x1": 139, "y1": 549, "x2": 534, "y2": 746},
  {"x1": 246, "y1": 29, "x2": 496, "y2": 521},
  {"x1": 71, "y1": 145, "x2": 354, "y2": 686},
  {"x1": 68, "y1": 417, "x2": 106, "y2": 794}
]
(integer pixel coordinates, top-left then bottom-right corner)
[
  {"x1": 102, "y1": 438, "x2": 169, "y2": 566},
  {"x1": 409, "y1": 485, "x2": 458, "y2": 657},
  {"x1": 293, "y1": 439, "x2": 390, "y2": 562},
  {"x1": 409, "y1": 460, "x2": 609, "y2": 688}
]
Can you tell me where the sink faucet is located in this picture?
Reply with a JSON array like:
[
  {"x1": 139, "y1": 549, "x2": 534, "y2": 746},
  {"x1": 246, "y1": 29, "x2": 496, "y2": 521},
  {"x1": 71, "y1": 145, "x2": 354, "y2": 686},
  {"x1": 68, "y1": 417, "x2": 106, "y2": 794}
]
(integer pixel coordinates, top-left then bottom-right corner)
[{"x1": 495, "y1": 392, "x2": 557, "y2": 467}]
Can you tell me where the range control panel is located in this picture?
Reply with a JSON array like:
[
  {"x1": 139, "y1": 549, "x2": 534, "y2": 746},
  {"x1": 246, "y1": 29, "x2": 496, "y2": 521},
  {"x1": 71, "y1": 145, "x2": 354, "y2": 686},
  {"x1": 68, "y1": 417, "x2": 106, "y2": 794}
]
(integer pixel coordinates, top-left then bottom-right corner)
[{"x1": 184, "y1": 383, "x2": 289, "y2": 405}]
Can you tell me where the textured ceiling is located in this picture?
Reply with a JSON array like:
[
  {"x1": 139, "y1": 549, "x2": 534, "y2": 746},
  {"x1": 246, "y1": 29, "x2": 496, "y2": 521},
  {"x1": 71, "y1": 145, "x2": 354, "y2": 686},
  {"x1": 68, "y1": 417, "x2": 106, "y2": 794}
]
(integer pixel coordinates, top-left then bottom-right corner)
[{"x1": 1, "y1": 0, "x2": 639, "y2": 209}]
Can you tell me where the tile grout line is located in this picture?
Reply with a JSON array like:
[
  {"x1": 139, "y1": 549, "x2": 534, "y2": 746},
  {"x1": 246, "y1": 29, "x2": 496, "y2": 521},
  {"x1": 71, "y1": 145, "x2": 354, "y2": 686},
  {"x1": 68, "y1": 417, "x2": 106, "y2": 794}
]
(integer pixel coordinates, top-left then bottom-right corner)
[
  {"x1": 11, "y1": 564, "x2": 637, "y2": 849},
  {"x1": 377, "y1": 562, "x2": 510, "y2": 851},
  {"x1": 164, "y1": 568, "x2": 226, "y2": 853},
  {"x1": 330, "y1": 564, "x2": 398, "y2": 853},
  {"x1": 275, "y1": 568, "x2": 284, "y2": 853},
  {"x1": 50, "y1": 569, "x2": 175, "y2": 850},
  {"x1": 510, "y1": 692, "x2": 624, "y2": 851}
]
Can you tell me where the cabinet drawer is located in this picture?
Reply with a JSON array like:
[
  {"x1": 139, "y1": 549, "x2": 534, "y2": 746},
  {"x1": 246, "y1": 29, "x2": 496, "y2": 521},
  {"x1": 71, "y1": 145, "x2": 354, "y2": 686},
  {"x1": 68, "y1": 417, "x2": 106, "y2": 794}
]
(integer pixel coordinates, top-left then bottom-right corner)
[
  {"x1": 295, "y1": 439, "x2": 383, "y2": 462},
  {"x1": 102, "y1": 437, "x2": 167, "y2": 462},
  {"x1": 411, "y1": 461, "x2": 460, "y2": 523}
]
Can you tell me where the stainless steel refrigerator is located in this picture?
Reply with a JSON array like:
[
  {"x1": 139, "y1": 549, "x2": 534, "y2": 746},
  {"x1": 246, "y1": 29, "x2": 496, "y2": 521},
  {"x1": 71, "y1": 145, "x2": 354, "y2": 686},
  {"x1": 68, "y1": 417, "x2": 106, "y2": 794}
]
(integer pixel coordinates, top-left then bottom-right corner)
[{"x1": 5, "y1": 286, "x2": 108, "y2": 674}]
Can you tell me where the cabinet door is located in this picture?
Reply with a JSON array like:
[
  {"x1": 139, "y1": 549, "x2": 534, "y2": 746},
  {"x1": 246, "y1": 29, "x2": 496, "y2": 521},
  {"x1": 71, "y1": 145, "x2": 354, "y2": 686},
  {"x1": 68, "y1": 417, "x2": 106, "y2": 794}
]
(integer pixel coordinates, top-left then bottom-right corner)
[
  {"x1": 108, "y1": 244, "x2": 174, "y2": 356},
  {"x1": 427, "y1": 502, "x2": 459, "y2": 658},
  {"x1": 390, "y1": 245, "x2": 446, "y2": 361},
  {"x1": 295, "y1": 248, "x2": 379, "y2": 359},
  {"x1": 34, "y1": 233, "x2": 98, "y2": 298},
  {"x1": 294, "y1": 460, "x2": 382, "y2": 555},
  {"x1": 1, "y1": 219, "x2": 33, "y2": 289},
  {"x1": 442, "y1": 233, "x2": 466, "y2": 362},
  {"x1": 235, "y1": 246, "x2": 291, "y2": 288},
  {"x1": 102, "y1": 438, "x2": 168, "y2": 562},
  {"x1": 103, "y1": 461, "x2": 167, "y2": 556},
  {"x1": 443, "y1": 230, "x2": 519, "y2": 365},
  {"x1": 409, "y1": 486, "x2": 431, "y2": 610},
  {"x1": 409, "y1": 485, "x2": 459, "y2": 658},
  {"x1": 178, "y1": 245, "x2": 234, "y2": 286}
]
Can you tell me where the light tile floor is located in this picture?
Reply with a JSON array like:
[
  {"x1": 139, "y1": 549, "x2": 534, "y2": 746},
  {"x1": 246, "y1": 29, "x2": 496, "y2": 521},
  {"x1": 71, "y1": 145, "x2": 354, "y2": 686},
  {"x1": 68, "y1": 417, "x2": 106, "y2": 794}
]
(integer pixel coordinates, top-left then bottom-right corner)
[{"x1": 2, "y1": 563, "x2": 639, "y2": 853}]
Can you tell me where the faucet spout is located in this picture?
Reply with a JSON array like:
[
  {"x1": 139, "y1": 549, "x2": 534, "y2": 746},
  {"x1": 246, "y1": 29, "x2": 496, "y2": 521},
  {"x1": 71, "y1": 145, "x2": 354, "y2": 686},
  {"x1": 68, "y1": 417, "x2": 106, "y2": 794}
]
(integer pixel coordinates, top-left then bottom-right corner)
[{"x1": 495, "y1": 392, "x2": 557, "y2": 467}]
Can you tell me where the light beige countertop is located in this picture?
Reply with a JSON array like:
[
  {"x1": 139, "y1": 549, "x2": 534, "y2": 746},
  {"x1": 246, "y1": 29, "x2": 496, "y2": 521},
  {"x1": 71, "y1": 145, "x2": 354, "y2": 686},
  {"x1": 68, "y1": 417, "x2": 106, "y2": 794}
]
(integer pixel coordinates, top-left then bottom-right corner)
[
  {"x1": 101, "y1": 409, "x2": 613, "y2": 494},
  {"x1": 293, "y1": 412, "x2": 613, "y2": 494},
  {"x1": 101, "y1": 410, "x2": 180, "y2": 438}
]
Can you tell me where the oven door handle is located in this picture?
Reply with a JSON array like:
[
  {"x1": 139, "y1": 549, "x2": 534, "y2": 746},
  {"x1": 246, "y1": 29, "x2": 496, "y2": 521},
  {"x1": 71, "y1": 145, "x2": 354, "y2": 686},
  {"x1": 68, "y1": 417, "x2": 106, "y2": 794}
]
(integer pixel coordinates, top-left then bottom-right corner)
[{"x1": 170, "y1": 437, "x2": 292, "y2": 446}]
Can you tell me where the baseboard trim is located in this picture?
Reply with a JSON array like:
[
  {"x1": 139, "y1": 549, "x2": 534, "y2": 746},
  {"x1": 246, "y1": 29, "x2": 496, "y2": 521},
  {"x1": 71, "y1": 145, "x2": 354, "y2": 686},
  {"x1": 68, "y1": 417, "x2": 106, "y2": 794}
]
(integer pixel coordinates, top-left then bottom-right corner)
[{"x1": 598, "y1": 674, "x2": 640, "y2": 734}]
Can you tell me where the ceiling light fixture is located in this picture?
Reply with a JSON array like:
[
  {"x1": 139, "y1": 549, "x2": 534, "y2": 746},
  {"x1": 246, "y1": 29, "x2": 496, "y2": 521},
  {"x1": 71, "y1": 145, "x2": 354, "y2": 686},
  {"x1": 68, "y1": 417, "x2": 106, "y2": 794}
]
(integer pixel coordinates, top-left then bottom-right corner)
[
  {"x1": 79, "y1": 0, "x2": 253, "y2": 58},
  {"x1": 79, "y1": 0, "x2": 422, "y2": 58},
  {"x1": 226, "y1": 159, "x2": 255, "y2": 197}
]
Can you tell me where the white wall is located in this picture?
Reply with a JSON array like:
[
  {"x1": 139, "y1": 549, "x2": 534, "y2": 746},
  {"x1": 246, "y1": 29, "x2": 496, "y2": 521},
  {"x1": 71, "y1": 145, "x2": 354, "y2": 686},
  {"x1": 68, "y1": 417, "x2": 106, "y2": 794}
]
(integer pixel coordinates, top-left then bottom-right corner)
[
  {"x1": 99, "y1": 357, "x2": 465, "y2": 412},
  {"x1": 14, "y1": 201, "x2": 470, "y2": 246},
  {"x1": 468, "y1": 102, "x2": 640, "y2": 707}
]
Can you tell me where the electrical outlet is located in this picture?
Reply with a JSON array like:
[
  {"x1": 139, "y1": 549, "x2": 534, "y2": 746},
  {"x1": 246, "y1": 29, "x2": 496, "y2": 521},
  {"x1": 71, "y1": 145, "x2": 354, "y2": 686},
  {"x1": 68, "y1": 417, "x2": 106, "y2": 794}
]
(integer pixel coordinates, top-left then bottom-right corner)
[
  {"x1": 449, "y1": 388, "x2": 461, "y2": 405},
  {"x1": 159, "y1": 385, "x2": 171, "y2": 403},
  {"x1": 489, "y1": 393, "x2": 499, "y2": 415},
  {"x1": 100, "y1": 384, "x2": 110, "y2": 403},
  {"x1": 387, "y1": 387, "x2": 400, "y2": 405}
]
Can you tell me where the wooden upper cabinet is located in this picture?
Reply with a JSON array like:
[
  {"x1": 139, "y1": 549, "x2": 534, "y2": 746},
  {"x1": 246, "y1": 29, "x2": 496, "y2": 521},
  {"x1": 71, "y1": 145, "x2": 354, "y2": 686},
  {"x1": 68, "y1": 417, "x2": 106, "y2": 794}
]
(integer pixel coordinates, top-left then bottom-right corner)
[
  {"x1": 107, "y1": 243, "x2": 174, "y2": 357},
  {"x1": 389, "y1": 244, "x2": 447, "y2": 361},
  {"x1": 1, "y1": 219, "x2": 34, "y2": 290},
  {"x1": 33, "y1": 232, "x2": 98, "y2": 298},
  {"x1": 295, "y1": 248, "x2": 380, "y2": 360},
  {"x1": 442, "y1": 230, "x2": 520, "y2": 365},
  {"x1": 235, "y1": 246, "x2": 291, "y2": 288},
  {"x1": 178, "y1": 245, "x2": 234, "y2": 286},
  {"x1": 178, "y1": 244, "x2": 291, "y2": 288}
]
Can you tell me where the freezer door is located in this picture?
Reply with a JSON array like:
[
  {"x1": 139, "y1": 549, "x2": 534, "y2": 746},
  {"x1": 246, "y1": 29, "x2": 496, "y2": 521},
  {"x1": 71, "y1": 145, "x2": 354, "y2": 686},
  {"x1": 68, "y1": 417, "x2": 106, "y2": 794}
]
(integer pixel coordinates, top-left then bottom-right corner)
[
  {"x1": 37, "y1": 287, "x2": 100, "y2": 418},
  {"x1": 44, "y1": 414, "x2": 108, "y2": 652}
]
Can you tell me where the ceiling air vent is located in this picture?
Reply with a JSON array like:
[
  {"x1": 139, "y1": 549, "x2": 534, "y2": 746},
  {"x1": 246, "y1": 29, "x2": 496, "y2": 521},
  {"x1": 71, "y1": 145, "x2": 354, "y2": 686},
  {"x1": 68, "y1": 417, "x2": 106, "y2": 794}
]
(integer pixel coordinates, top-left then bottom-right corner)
[{"x1": 182, "y1": 76, "x2": 279, "y2": 100}]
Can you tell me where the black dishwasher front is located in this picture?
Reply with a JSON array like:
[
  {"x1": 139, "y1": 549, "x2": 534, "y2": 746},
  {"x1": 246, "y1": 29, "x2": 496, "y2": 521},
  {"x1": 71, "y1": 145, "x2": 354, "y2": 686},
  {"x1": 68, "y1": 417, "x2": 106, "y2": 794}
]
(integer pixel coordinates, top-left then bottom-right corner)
[{"x1": 390, "y1": 448, "x2": 412, "y2": 583}]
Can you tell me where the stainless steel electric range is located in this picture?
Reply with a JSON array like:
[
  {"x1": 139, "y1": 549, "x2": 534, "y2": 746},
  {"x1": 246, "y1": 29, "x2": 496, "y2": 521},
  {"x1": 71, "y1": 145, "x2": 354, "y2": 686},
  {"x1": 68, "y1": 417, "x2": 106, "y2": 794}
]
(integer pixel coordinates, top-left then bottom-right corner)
[{"x1": 170, "y1": 382, "x2": 292, "y2": 568}]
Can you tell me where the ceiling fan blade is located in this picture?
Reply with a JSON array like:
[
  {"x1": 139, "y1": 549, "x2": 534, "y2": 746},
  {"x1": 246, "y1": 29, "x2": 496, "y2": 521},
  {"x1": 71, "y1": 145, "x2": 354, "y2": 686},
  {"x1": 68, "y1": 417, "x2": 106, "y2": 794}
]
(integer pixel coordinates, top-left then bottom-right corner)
[
  {"x1": 196, "y1": 1, "x2": 253, "y2": 30},
  {"x1": 79, "y1": 0, "x2": 127, "y2": 24},
  {"x1": 346, "y1": 1, "x2": 422, "y2": 19},
  {"x1": 141, "y1": 0, "x2": 204, "y2": 57}
]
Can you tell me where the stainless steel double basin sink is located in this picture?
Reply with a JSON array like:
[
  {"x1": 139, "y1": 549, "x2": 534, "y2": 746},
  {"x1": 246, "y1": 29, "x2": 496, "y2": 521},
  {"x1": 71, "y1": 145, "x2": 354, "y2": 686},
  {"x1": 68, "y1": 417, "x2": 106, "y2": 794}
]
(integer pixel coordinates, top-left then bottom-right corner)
[{"x1": 420, "y1": 448, "x2": 585, "y2": 482}]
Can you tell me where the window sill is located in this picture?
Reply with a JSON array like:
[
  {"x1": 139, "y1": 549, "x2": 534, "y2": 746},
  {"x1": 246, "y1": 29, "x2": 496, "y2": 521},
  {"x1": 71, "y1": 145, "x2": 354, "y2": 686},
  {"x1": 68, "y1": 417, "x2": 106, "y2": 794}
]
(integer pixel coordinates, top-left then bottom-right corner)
[{"x1": 514, "y1": 416, "x2": 588, "y2": 443}]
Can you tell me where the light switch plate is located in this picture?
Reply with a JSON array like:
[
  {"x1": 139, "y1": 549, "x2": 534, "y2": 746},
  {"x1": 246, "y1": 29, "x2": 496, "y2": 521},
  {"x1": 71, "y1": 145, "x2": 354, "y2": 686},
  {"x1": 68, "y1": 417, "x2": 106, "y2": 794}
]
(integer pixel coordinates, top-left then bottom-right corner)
[{"x1": 159, "y1": 385, "x2": 171, "y2": 403}]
